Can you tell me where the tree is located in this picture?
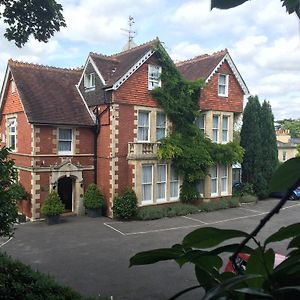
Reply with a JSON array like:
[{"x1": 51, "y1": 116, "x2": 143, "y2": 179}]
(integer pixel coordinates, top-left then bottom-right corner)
[
  {"x1": 278, "y1": 118, "x2": 300, "y2": 138},
  {"x1": 240, "y1": 96, "x2": 265, "y2": 197},
  {"x1": 0, "y1": 0, "x2": 66, "y2": 47},
  {"x1": 211, "y1": 0, "x2": 300, "y2": 19},
  {"x1": 0, "y1": 147, "x2": 18, "y2": 238},
  {"x1": 260, "y1": 100, "x2": 279, "y2": 197}
]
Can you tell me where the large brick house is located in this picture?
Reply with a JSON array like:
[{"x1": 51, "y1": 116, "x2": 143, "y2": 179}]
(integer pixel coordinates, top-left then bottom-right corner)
[{"x1": 0, "y1": 39, "x2": 249, "y2": 220}]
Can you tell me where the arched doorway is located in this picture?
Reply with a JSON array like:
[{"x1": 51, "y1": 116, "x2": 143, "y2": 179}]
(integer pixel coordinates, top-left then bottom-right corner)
[{"x1": 58, "y1": 176, "x2": 74, "y2": 212}]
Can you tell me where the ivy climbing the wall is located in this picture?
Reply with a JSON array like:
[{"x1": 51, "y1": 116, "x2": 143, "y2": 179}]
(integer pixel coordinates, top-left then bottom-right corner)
[{"x1": 151, "y1": 43, "x2": 244, "y2": 201}]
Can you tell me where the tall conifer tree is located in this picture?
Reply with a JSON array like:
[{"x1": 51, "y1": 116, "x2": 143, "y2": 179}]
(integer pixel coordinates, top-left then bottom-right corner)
[
  {"x1": 240, "y1": 96, "x2": 263, "y2": 196},
  {"x1": 260, "y1": 101, "x2": 279, "y2": 193}
]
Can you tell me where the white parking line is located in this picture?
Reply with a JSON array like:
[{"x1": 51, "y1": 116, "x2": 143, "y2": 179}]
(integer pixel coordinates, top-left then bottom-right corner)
[
  {"x1": 181, "y1": 216, "x2": 208, "y2": 224},
  {"x1": 239, "y1": 207, "x2": 265, "y2": 214},
  {"x1": 104, "y1": 203, "x2": 300, "y2": 236},
  {"x1": 103, "y1": 223, "x2": 126, "y2": 236},
  {"x1": 0, "y1": 237, "x2": 13, "y2": 248}
]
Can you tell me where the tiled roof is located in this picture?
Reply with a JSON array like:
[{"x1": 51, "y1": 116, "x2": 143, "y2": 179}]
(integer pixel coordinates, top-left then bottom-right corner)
[
  {"x1": 176, "y1": 50, "x2": 228, "y2": 81},
  {"x1": 90, "y1": 38, "x2": 159, "y2": 87},
  {"x1": 9, "y1": 60, "x2": 94, "y2": 126}
]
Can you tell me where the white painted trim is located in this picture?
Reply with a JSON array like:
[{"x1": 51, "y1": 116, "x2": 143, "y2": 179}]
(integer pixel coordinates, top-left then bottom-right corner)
[
  {"x1": 0, "y1": 65, "x2": 10, "y2": 113},
  {"x1": 206, "y1": 53, "x2": 249, "y2": 95},
  {"x1": 75, "y1": 84, "x2": 96, "y2": 122},
  {"x1": 78, "y1": 56, "x2": 106, "y2": 88},
  {"x1": 112, "y1": 49, "x2": 155, "y2": 90}
]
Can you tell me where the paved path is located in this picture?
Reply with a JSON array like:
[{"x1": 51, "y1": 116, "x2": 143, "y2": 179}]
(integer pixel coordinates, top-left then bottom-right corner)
[{"x1": 1, "y1": 199, "x2": 299, "y2": 299}]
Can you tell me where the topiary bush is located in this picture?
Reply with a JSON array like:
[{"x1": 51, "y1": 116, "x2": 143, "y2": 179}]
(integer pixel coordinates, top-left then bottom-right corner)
[
  {"x1": 166, "y1": 203, "x2": 199, "y2": 217},
  {"x1": 83, "y1": 183, "x2": 105, "y2": 209},
  {"x1": 112, "y1": 187, "x2": 138, "y2": 219},
  {"x1": 0, "y1": 252, "x2": 95, "y2": 300},
  {"x1": 41, "y1": 191, "x2": 64, "y2": 216}
]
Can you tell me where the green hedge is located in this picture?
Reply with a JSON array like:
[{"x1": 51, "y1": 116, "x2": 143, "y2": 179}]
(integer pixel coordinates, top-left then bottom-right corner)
[{"x1": 0, "y1": 253, "x2": 91, "y2": 299}]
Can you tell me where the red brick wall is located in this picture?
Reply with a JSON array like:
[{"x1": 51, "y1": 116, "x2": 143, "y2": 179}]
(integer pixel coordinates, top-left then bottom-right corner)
[
  {"x1": 2, "y1": 78, "x2": 23, "y2": 114},
  {"x1": 113, "y1": 55, "x2": 161, "y2": 108},
  {"x1": 116, "y1": 104, "x2": 135, "y2": 193},
  {"x1": 199, "y1": 61, "x2": 244, "y2": 112}
]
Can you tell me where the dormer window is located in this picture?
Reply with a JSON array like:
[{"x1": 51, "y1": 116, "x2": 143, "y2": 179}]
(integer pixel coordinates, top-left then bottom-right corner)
[
  {"x1": 84, "y1": 73, "x2": 95, "y2": 89},
  {"x1": 218, "y1": 74, "x2": 228, "y2": 97},
  {"x1": 148, "y1": 65, "x2": 162, "y2": 90}
]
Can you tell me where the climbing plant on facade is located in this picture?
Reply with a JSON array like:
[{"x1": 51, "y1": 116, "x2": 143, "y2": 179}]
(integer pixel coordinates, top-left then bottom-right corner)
[{"x1": 151, "y1": 44, "x2": 244, "y2": 201}]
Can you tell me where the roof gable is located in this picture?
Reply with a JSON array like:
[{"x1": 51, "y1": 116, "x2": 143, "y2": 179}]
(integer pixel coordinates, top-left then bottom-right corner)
[
  {"x1": 90, "y1": 38, "x2": 159, "y2": 90},
  {"x1": 176, "y1": 50, "x2": 249, "y2": 95},
  {"x1": 7, "y1": 60, "x2": 94, "y2": 126}
]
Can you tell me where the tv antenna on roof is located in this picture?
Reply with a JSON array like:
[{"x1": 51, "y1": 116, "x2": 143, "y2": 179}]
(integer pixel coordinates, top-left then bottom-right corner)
[{"x1": 121, "y1": 16, "x2": 137, "y2": 51}]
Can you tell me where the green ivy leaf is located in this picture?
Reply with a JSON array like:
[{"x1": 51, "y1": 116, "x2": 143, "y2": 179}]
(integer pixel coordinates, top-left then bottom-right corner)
[
  {"x1": 183, "y1": 227, "x2": 248, "y2": 249},
  {"x1": 245, "y1": 248, "x2": 275, "y2": 288},
  {"x1": 269, "y1": 157, "x2": 300, "y2": 192},
  {"x1": 264, "y1": 223, "x2": 300, "y2": 246},
  {"x1": 129, "y1": 247, "x2": 183, "y2": 267}
]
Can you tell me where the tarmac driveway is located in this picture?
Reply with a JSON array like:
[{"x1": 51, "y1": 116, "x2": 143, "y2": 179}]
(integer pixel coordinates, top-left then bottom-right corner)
[{"x1": 1, "y1": 199, "x2": 300, "y2": 299}]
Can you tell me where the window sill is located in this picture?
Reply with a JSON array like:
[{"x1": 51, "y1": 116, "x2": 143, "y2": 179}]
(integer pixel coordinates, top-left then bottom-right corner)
[
  {"x1": 218, "y1": 94, "x2": 228, "y2": 98},
  {"x1": 84, "y1": 87, "x2": 95, "y2": 92},
  {"x1": 58, "y1": 152, "x2": 73, "y2": 156}
]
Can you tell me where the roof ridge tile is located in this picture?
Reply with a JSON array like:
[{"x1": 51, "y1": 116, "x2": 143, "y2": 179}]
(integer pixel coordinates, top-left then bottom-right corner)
[{"x1": 8, "y1": 59, "x2": 82, "y2": 73}]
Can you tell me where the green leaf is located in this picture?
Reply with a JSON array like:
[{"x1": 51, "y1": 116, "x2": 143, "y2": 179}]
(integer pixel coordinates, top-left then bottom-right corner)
[
  {"x1": 183, "y1": 227, "x2": 248, "y2": 249},
  {"x1": 288, "y1": 236, "x2": 300, "y2": 249},
  {"x1": 211, "y1": 0, "x2": 249, "y2": 10},
  {"x1": 208, "y1": 244, "x2": 254, "y2": 255},
  {"x1": 195, "y1": 266, "x2": 219, "y2": 290},
  {"x1": 273, "y1": 286, "x2": 300, "y2": 295},
  {"x1": 264, "y1": 223, "x2": 300, "y2": 246},
  {"x1": 269, "y1": 157, "x2": 300, "y2": 192},
  {"x1": 273, "y1": 254, "x2": 300, "y2": 274},
  {"x1": 245, "y1": 248, "x2": 275, "y2": 288},
  {"x1": 203, "y1": 274, "x2": 262, "y2": 300},
  {"x1": 235, "y1": 288, "x2": 273, "y2": 299},
  {"x1": 129, "y1": 247, "x2": 183, "y2": 267}
]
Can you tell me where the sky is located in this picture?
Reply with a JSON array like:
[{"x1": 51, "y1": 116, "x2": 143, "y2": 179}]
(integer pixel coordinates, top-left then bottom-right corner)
[{"x1": 0, "y1": 0, "x2": 299, "y2": 120}]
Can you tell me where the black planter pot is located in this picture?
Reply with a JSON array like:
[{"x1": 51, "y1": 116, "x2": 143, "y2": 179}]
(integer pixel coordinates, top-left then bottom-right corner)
[
  {"x1": 45, "y1": 215, "x2": 60, "y2": 225},
  {"x1": 87, "y1": 208, "x2": 102, "y2": 218}
]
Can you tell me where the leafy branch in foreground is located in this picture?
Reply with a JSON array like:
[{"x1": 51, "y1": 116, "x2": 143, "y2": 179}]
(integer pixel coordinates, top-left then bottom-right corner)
[
  {"x1": 130, "y1": 158, "x2": 300, "y2": 299},
  {"x1": 0, "y1": 0, "x2": 66, "y2": 47}
]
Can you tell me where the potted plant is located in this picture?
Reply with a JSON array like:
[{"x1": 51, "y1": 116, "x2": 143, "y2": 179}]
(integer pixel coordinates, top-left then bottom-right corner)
[
  {"x1": 8, "y1": 182, "x2": 29, "y2": 223},
  {"x1": 83, "y1": 183, "x2": 105, "y2": 217},
  {"x1": 41, "y1": 191, "x2": 65, "y2": 225}
]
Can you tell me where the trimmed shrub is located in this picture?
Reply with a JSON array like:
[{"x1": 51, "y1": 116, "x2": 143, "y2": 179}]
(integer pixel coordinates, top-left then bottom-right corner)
[
  {"x1": 166, "y1": 203, "x2": 199, "y2": 217},
  {"x1": 112, "y1": 187, "x2": 138, "y2": 219},
  {"x1": 0, "y1": 253, "x2": 86, "y2": 299},
  {"x1": 240, "y1": 193, "x2": 258, "y2": 203},
  {"x1": 137, "y1": 206, "x2": 165, "y2": 220},
  {"x1": 83, "y1": 183, "x2": 105, "y2": 209},
  {"x1": 228, "y1": 197, "x2": 240, "y2": 208},
  {"x1": 41, "y1": 191, "x2": 64, "y2": 216}
]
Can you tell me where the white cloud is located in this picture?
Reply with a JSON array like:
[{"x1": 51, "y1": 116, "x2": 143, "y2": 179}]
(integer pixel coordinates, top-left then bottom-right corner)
[{"x1": 169, "y1": 41, "x2": 206, "y2": 62}]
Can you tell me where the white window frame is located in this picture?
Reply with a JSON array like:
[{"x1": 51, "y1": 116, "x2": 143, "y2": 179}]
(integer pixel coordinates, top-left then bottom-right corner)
[
  {"x1": 58, "y1": 128, "x2": 73, "y2": 155},
  {"x1": 137, "y1": 111, "x2": 150, "y2": 142},
  {"x1": 212, "y1": 115, "x2": 219, "y2": 143},
  {"x1": 211, "y1": 166, "x2": 218, "y2": 197},
  {"x1": 156, "y1": 164, "x2": 167, "y2": 202},
  {"x1": 222, "y1": 115, "x2": 229, "y2": 144},
  {"x1": 156, "y1": 112, "x2": 166, "y2": 141},
  {"x1": 148, "y1": 64, "x2": 162, "y2": 90},
  {"x1": 218, "y1": 74, "x2": 229, "y2": 97},
  {"x1": 142, "y1": 165, "x2": 153, "y2": 204},
  {"x1": 196, "y1": 114, "x2": 205, "y2": 135},
  {"x1": 221, "y1": 165, "x2": 228, "y2": 196},
  {"x1": 7, "y1": 117, "x2": 16, "y2": 152},
  {"x1": 84, "y1": 72, "x2": 95, "y2": 89},
  {"x1": 170, "y1": 165, "x2": 180, "y2": 200}
]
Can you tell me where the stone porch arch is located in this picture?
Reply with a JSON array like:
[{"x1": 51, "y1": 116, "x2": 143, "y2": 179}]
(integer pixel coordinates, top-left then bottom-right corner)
[{"x1": 50, "y1": 161, "x2": 84, "y2": 215}]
